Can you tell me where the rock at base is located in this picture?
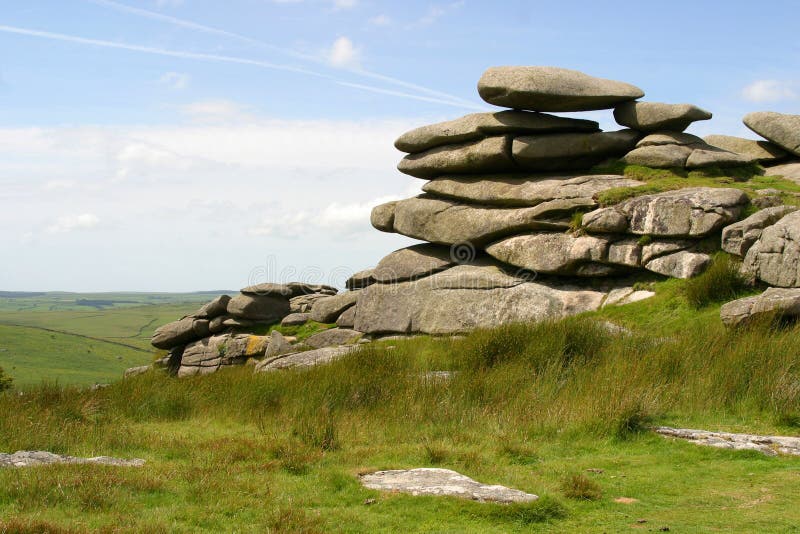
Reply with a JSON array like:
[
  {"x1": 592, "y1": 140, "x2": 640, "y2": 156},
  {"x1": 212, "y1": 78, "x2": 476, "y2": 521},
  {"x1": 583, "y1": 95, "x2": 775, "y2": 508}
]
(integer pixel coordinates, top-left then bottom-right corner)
[
  {"x1": 255, "y1": 345, "x2": 356, "y2": 372},
  {"x1": 309, "y1": 291, "x2": 360, "y2": 323},
  {"x1": 0, "y1": 451, "x2": 146, "y2": 468},
  {"x1": 304, "y1": 328, "x2": 363, "y2": 349},
  {"x1": 703, "y1": 135, "x2": 788, "y2": 163},
  {"x1": 655, "y1": 427, "x2": 800, "y2": 456},
  {"x1": 720, "y1": 287, "x2": 800, "y2": 328},
  {"x1": 742, "y1": 210, "x2": 800, "y2": 287},
  {"x1": 281, "y1": 313, "x2": 310, "y2": 327},
  {"x1": 722, "y1": 206, "x2": 798, "y2": 257},
  {"x1": 360, "y1": 468, "x2": 538, "y2": 503}
]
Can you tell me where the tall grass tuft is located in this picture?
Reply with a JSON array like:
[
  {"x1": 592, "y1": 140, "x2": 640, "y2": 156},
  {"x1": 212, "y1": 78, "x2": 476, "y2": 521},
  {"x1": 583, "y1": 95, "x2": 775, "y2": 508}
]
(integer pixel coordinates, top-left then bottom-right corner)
[{"x1": 684, "y1": 253, "x2": 752, "y2": 309}]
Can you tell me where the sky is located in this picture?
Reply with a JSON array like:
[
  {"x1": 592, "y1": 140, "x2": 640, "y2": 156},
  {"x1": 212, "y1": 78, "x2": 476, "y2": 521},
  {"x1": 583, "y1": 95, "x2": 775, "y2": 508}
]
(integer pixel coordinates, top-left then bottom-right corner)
[{"x1": 1, "y1": 0, "x2": 798, "y2": 292}]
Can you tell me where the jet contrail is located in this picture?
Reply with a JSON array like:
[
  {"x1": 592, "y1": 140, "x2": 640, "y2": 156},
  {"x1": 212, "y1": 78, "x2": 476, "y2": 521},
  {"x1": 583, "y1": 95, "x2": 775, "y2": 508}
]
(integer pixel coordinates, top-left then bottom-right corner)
[
  {"x1": 86, "y1": 0, "x2": 481, "y2": 108},
  {"x1": 0, "y1": 24, "x2": 483, "y2": 109}
]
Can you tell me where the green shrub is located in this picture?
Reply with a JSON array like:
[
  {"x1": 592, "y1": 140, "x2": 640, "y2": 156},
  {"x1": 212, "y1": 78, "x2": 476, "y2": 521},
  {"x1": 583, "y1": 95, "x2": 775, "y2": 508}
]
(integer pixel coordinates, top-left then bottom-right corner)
[
  {"x1": 0, "y1": 366, "x2": 12, "y2": 392},
  {"x1": 683, "y1": 254, "x2": 752, "y2": 309}
]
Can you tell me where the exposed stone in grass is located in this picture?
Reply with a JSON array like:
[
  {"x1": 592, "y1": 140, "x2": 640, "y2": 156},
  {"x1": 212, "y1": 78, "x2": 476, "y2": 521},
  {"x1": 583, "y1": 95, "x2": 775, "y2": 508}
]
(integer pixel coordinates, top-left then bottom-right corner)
[
  {"x1": 0, "y1": 451, "x2": 145, "y2": 468},
  {"x1": 655, "y1": 427, "x2": 800, "y2": 456},
  {"x1": 360, "y1": 468, "x2": 538, "y2": 503}
]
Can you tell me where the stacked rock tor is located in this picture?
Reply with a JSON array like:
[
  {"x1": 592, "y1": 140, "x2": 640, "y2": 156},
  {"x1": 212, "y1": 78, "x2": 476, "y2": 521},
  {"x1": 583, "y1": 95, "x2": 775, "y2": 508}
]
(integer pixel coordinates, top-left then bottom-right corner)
[{"x1": 147, "y1": 66, "x2": 800, "y2": 377}]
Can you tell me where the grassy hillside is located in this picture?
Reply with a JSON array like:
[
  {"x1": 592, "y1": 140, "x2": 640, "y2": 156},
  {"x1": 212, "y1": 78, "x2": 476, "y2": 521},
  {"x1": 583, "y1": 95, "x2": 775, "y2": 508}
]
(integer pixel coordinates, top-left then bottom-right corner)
[
  {"x1": 0, "y1": 265, "x2": 798, "y2": 532},
  {"x1": 0, "y1": 292, "x2": 230, "y2": 386}
]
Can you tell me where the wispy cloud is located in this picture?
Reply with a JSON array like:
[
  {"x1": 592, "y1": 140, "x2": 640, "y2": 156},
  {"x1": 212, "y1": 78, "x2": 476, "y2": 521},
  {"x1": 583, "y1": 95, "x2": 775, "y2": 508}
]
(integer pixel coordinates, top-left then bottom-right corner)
[
  {"x1": 408, "y1": 1, "x2": 465, "y2": 27},
  {"x1": 158, "y1": 71, "x2": 190, "y2": 89},
  {"x1": 332, "y1": 0, "x2": 358, "y2": 10},
  {"x1": 741, "y1": 79, "x2": 797, "y2": 103},
  {"x1": 368, "y1": 14, "x2": 392, "y2": 26},
  {"x1": 84, "y1": 0, "x2": 479, "y2": 108},
  {"x1": 180, "y1": 99, "x2": 253, "y2": 122},
  {"x1": 0, "y1": 24, "x2": 481, "y2": 109}
]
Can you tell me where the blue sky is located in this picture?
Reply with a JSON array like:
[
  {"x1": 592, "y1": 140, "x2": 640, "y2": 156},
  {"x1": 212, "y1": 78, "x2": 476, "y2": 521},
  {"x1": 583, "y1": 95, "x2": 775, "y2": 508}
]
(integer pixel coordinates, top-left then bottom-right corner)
[{"x1": 1, "y1": 0, "x2": 798, "y2": 291}]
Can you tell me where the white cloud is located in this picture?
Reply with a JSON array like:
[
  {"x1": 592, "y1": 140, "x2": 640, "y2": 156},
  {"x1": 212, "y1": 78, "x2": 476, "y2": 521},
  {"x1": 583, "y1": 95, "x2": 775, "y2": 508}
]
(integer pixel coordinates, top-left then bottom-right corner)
[
  {"x1": 326, "y1": 36, "x2": 361, "y2": 69},
  {"x1": 46, "y1": 213, "x2": 100, "y2": 234},
  {"x1": 333, "y1": 0, "x2": 358, "y2": 9},
  {"x1": 180, "y1": 99, "x2": 253, "y2": 122},
  {"x1": 369, "y1": 14, "x2": 392, "y2": 26},
  {"x1": 158, "y1": 71, "x2": 190, "y2": 90},
  {"x1": 155, "y1": 0, "x2": 183, "y2": 7},
  {"x1": 741, "y1": 80, "x2": 797, "y2": 103}
]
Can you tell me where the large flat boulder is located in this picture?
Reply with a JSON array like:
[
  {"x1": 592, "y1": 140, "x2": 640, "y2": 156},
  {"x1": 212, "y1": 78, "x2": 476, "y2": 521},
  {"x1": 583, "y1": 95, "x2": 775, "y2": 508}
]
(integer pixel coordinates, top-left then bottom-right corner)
[
  {"x1": 397, "y1": 136, "x2": 516, "y2": 178},
  {"x1": 614, "y1": 101, "x2": 711, "y2": 132},
  {"x1": 370, "y1": 201, "x2": 397, "y2": 232},
  {"x1": 512, "y1": 130, "x2": 640, "y2": 171},
  {"x1": 765, "y1": 162, "x2": 800, "y2": 184},
  {"x1": 0, "y1": 451, "x2": 145, "y2": 468},
  {"x1": 255, "y1": 346, "x2": 356, "y2": 372},
  {"x1": 485, "y1": 233, "x2": 611, "y2": 276},
  {"x1": 227, "y1": 294, "x2": 290, "y2": 322},
  {"x1": 643, "y1": 250, "x2": 711, "y2": 279},
  {"x1": 372, "y1": 243, "x2": 455, "y2": 283},
  {"x1": 623, "y1": 144, "x2": 693, "y2": 168},
  {"x1": 151, "y1": 317, "x2": 201, "y2": 350},
  {"x1": 394, "y1": 111, "x2": 598, "y2": 153},
  {"x1": 720, "y1": 288, "x2": 800, "y2": 328},
  {"x1": 354, "y1": 264, "x2": 610, "y2": 335},
  {"x1": 309, "y1": 291, "x2": 360, "y2": 323},
  {"x1": 742, "y1": 210, "x2": 800, "y2": 287},
  {"x1": 346, "y1": 268, "x2": 376, "y2": 290},
  {"x1": 304, "y1": 328, "x2": 363, "y2": 349},
  {"x1": 704, "y1": 135, "x2": 788, "y2": 163},
  {"x1": 722, "y1": 206, "x2": 798, "y2": 257},
  {"x1": 477, "y1": 66, "x2": 643, "y2": 112},
  {"x1": 637, "y1": 131, "x2": 704, "y2": 147},
  {"x1": 744, "y1": 112, "x2": 800, "y2": 157},
  {"x1": 623, "y1": 137, "x2": 753, "y2": 169},
  {"x1": 194, "y1": 295, "x2": 231, "y2": 319},
  {"x1": 391, "y1": 196, "x2": 578, "y2": 246},
  {"x1": 422, "y1": 174, "x2": 644, "y2": 207},
  {"x1": 360, "y1": 468, "x2": 537, "y2": 503},
  {"x1": 582, "y1": 187, "x2": 749, "y2": 237}
]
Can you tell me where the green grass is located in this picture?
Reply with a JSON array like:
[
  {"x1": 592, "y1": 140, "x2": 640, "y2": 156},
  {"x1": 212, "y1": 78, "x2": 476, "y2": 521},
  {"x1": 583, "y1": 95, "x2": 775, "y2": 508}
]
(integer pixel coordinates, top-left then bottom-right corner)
[
  {"x1": 1, "y1": 275, "x2": 799, "y2": 531},
  {"x1": 590, "y1": 161, "x2": 800, "y2": 206},
  {"x1": 0, "y1": 292, "x2": 231, "y2": 386}
]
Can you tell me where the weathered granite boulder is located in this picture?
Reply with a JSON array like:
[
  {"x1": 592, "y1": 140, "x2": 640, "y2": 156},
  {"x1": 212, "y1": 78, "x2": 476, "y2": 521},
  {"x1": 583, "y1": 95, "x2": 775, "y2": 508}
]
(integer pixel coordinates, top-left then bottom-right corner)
[
  {"x1": 123, "y1": 365, "x2": 151, "y2": 378},
  {"x1": 722, "y1": 206, "x2": 798, "y2": 257},
  {"x1": 178, "y1": 333, "x2": 269, "y2": 377},
  {"x1": 485, "y1": 233, "x2": 611, "y2": 276},
  {"x1": 422, "y1": 173, "x2": 644, "y2": 207},
  {"x1": 372, "y1": 244, "x2": 454, "y2": 283},
  {"x1": 394, "y1": 111, "x2": 599, "y2": 153},
  {"x1": 685, "y1": 148, "x2": 752, "y2": 168},
  {"x1": 335, "y1": 306, "x2": 357, "y2": 328},
  {"x1": 360, "y1": 468, "x2": 537, "y2": 503},
  {"x1": 390, "y1": 196, "x2": 579, "y2": 246},
  {"x1": 346, "y1": 268, "x2": 376, "y2": 290},
  {"x1": 744, "y1": 112, "x2": 800, "y2": 157},
  {"x1": 766, "y1": 162, "x2": 800, "y2": 184},
  {"x1": 354, "y1": 262, "x2": 616, "y2": 335},
  {"x1": 623, "y1": 144, "x2": 693, "y2": 168},
  {"x1": 281, "y1": 313, "x2": 310, "y2": 327},
  {"x1": 477, "y1": 66, "x2": 644, "y2": 112},
  {"x1": 305, "y1": 328, "x2": 363, "y2": 349},
  {"x1": 264, "y1": 330, "x2": 294, "y2": 359},
  {"x1": 240, "y1": 282, "x2": 336, "y2": 298},
  {"x1": 255, "y1": 345, "x2": 356, "y2": 372},
  {"x1": 309, "y1": 291, "x2": 360, "y2": 323},
  {"x1": 636, "y1": 131, "x2": 704, "y2": 147},
  {"x1": 720, "y1": 288, "x2": 800, "y2": 328},
  {"x1": 512, "y1": 130, "x2": 640, "y2": 171},
  {"x1": 742, "y1": 210, "x2": 800, "y2": 287},
  {"x1": 655, "y1": 427, "x2": 800, "y2": 457},
  {"x1": 0, "y1": 451, "x2": 145, "y2": 468},
  {"x1": 227, "y1": 294, "x2": 290, "y2": 322},
  {"x1": 194, "y1": 295, "x2": 231, "y2": 319},
  {"x1": 582, "y1": 188, "x2": 748, "y2": 237},
  {"x1": 397, "y1": 136, "x2": 516, "y2": 178},
  {"x1": 370, "y1": 201, "x2": 397, "y2": 232},
  {"x1": 290, "y1": 293, "x2": 332, "y2": 314},
  {"x1": 151, "y1": 317, "x2": 201, "y2": 350},
  {"x1": 643, "y1": 250, "x2": 711, "y2": 279},
  {"x1": 614, "y1": 101, "x2": 712, "y2": 132},
  {"x1": 704, "y1": 135, "x2": 788, "y2": 163}
]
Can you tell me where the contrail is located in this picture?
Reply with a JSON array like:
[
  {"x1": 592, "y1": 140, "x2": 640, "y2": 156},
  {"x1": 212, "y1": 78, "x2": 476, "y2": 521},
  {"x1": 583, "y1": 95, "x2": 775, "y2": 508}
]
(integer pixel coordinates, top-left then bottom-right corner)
[
  {"x1": 86, "y1": 0, "x2": 480, "y2": 108},
  {"x1": 0, "y1": 24, "x2": 482, "y2": 109}
]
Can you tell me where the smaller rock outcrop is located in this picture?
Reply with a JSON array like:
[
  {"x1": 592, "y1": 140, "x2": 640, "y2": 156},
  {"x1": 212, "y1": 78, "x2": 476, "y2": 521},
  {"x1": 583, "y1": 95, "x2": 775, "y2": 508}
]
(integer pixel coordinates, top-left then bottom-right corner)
[
  {"x1": 744, "y1": 112, "x2": 800, "y2": 157},
  {"x1": 741, "y1": 210, "x2": 800, "y2": 287},
  {"x1": 655, "y1": 427, "x2": 800, "y2": 457},
  {"x1": 1, "y1": 451, "x2": 145, "y2": 468},
  {"x1": 720, "y1": 288, "x2": 800, "y2": 328},
  {"x1": 360, "y1": 468, "x2": 538, "y2": 503},
  {"x1": 614, "y1": 101, "x2": 711, "y2": 132}
]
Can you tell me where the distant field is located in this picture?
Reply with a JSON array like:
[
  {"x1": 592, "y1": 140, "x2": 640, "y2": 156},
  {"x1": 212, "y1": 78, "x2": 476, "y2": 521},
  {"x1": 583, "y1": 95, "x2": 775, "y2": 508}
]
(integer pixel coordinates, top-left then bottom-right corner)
[{"x1": 0, "y1": 291, "x2": 231, "y2": 386}]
